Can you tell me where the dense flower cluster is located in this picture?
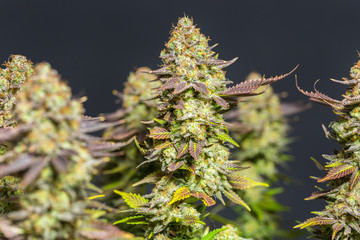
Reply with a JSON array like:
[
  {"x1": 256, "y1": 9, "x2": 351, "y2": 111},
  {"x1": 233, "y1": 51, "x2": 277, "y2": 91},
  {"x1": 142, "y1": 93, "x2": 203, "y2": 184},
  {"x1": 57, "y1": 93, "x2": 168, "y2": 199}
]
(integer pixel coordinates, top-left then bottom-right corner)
[
  {"x1": 0, "y1": 63, "x2": 126, "y2": 239},
  {"x1": 116, "y1": 16, "x2": 293, "y2": 239},
  {"x1": 295, "y1": 60, "x2": 360, "y2": 239}
]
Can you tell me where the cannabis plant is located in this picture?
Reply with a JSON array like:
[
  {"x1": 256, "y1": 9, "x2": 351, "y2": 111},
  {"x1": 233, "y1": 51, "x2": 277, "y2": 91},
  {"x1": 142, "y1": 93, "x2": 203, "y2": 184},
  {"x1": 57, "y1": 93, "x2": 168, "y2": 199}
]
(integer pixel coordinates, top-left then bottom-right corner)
[
  {"x1": 0, "y1": 55, "x2": 33, "y2": 214},
  {"x1": 0, "y1": 62, "x2": 127, "y2": 239},
  {"x1": 222, "y1": 72, "x2": 303, "y2": 239},
  {"x1": 116, "y1": 16, "x2": 295, "y2": 239},
  {"x1": 101, "y1": 67, "x2": 158, "y2": 199},
  {"x1": 294, "y1": 59, "x2": 360, "y2": 239}
]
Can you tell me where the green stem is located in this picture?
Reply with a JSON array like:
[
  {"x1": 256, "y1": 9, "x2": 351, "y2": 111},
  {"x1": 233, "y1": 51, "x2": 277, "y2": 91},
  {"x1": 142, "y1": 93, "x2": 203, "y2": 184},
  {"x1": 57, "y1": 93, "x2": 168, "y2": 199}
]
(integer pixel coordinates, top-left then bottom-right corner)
[{"x1": 207, "y1": 212, "x2": 240, "y2": 228}]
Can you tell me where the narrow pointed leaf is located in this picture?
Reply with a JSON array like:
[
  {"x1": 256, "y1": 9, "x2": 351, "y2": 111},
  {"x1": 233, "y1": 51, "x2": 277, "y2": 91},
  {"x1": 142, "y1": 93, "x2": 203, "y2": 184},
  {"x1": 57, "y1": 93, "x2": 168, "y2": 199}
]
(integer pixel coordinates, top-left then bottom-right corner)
[
  {"x1": 192, "y1": 82, "x2": 209, "y2": 95},
  {"x1": 294, "y1": 217, "x2": 336, "y2": 229},
  {"x1": 158, "y1": 77, "x2": 179, "y2": 90},
  {"x1": 216, "y1": 132, "x2": 239, "y2": 147},
  {"x1": 228, "y1": 175, "x2": 269, "y2": 190},
  {"x1": 174, "y1": 100, "x2": 185, "y2": 110},
  {"x1": 350, "y1": 169, "x2": 360, "y2": 189},
  {"x1": 214, "y1": 96, "x2": 229, "y2": 108},
  {"x1": 332, "y1": 222, "x2": 345, "y2": 240},
  {"x1": 149, "y1": 127, "x2": 171, "y2": 139},
  {"x1": 168, "y1": 187, "x2": 191, "y2": 205},
  {"x1": 113, "y1": 215, "x2": 145, "y2": 225},
  {"x1": 155, "y1": 141, "x2": 173, "y2": 150},
  {"x1": 191, "y1": 192, "x2": 216, "y2": 206},
  {"x1": 134, "y1": 137, "x2": 146, "y2": 154},
  {"x1": 176, "y1": 142, "x2": 189, "y2": 159},
  {"x1": 189, "y1": 140, "x2": 202, "y2": 160},
  {"x1": 223, "y1": 189, "x2": 250, "y2": 211},
  {"x1": 168, "y1": 161, "x2": 185, "y2": 172},
  {"x1": 173, "y1": 81, "x2": 190, "y2": 95},
  {"x1": 201, "y1": 227, "x2": 227, "y2": 240},
  {"x1": 132, "y1": 172, "x2": 165, "y2": 187},
  {"x1": 163, "y1": 111, "x2": 172, "y2": 122},
  {"x1": 114, "y1": 191, "x2": 148, "y2": 209},
  {"x1": 318, "y1": 164, "x2": 356, "y2": 182}
]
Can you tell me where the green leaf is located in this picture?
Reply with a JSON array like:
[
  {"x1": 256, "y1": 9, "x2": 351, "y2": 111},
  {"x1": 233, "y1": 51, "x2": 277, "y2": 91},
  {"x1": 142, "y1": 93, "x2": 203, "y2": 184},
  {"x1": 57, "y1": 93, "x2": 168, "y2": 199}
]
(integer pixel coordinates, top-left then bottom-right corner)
[
  {"x1": 318, "y1": 164, "x2": 356, "y2": 182},
  {"x1": 154, "y1": 118, "x2": 167, "y2": 125},
  {"x1": 134, "y1": 137, "x2": 146, "y2": 154},
  {"x1": 132, "y1": 172, "x2": 165, "y2": 187},
  {"x1": 294, "y1": 217, "x2": 336, "y2": 229},
  {"x1": 223, "y1": 189, "x2": 250, "y2": 211},
  {"x1": 114, "y1": 190, "x2": 148, "y2": 209},
  {"x1": 228, "y1": 174, "x2": 269, "y2": 190},
  {"x1": 168, "y1": 187, "x2": 191, "y2": 205},
  {"x1": 113, "y1": 215, "x2": 145, "y2": 225},
  {"x1": 216, "y1": 132, "x2": 239, "y2": 147},
  {"x1": 201, "y1": 227, "x2": 227, "y2": 240}
]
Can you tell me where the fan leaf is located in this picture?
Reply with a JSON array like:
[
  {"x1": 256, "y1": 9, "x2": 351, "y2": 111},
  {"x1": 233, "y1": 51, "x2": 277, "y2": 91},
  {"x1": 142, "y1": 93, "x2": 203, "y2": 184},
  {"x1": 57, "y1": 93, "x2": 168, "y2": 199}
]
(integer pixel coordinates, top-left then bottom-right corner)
[
  {"x1": 318, "y1": 164, "x2": 356, "y2": 182},
  {"x1": 114, "y1": 191, "x2": 148, "y2": 209},
  {"x1": 216, "y1": 132, "x2": 239, "y2": 147},
  {"x1": 228, "y1": 174, "x2": 269, "y2": 190},
  {"x1": 223, "y1": 189, "x2": 250, "y2": 211},
  {"x1": 294, "y1": 217, "x2": 336, "y2": 229}
]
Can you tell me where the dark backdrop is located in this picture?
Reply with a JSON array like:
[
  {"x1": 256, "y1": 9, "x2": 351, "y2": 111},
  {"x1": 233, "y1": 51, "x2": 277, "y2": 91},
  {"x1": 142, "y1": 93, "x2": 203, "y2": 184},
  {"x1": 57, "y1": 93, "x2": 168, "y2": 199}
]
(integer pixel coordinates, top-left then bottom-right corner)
[{"x1": 1, "y1": 1, "x2": 360, "y2": 239}]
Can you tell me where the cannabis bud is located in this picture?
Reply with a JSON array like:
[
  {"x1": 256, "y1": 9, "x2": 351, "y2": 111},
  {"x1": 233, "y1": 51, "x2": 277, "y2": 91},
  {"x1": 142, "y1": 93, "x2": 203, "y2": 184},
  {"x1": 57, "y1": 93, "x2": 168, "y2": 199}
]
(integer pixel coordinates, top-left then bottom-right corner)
[
  {"x1": 0, "y1": 55, "x2": 33, "y2": 128},
  {"x1": 116, "y1": 16, "x2": 294, "y2": 239},
  {"x1": 295, "y1": 59, "x2": 360, "y2": 239},
  {"x1": 224, "y1": 72, "x2": 301, "y2": 239},
  {"x1": 100, "y1": 67, "x2": 158, "y2": 210},
  {"x1": 0, "y1": 63, "x2": 124, "y2": 239}
]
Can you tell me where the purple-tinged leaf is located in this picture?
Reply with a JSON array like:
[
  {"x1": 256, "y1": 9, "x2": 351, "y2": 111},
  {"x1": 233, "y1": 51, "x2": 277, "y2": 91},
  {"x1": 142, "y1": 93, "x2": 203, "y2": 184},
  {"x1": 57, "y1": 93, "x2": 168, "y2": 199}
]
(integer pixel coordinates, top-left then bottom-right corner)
[
  {"x1": 216, "y1": 57, "x2": 238, "y2": 69},
  {"x1": 155, "y1": 141, "x2": 173, "y2": 150},
  {"x1": 350, "y1": 169, "x2": 360, "y2": 189},
  {"x1": 157, "y1": 77, "x2": 179, "y2": 91},
  {"x1": 51, "y1": 156, "x2": 68, "y2": 173},
  {"x1": 296, "y1": 77, "x2": 344, "y2": 110},
  {"x1": 191, "y1": 192, "x2": 216, "y2": 206},
  {"x1": 318, "y1": 164, "x2": 356, "y2": 182},
  {"x1": 198, "y1": 58, "x2": 228, "y2": 66},
  {"x1": 189, "y1": 140, "x2": 202, "y2": 160},
  {"x1": 332, "y1": 222, "x2": 345, "y2": 240},
  {"x1": 214, "y1": 96, "x2": 229, "y2": 108},
  {"x1": 0, "y1": 125, "x2": 30, "y2": 143},
  {"x1": 174, "y1": 100, "x2": 185, "y2": 110},
  {"x1": 149, "y1": 65, "x2": 172, "y2": 75},
  {"x1": 163, "y1": 111, "x2": 172, "y2": 123},
  {"x1": 149, "y1": 127, "x2": 171, "y2": 139},
  {"x1": 0, "y1": 154, "x2": 33, "y2": 178},
  {"x1": 22, "y1": 158, "x2": 49, "y2": 186},
  {"x1": 176, "y1": 142, "x2": 189, "y2": 159},
  {"x1": 223, "y1": 189, "x2": 250, "y2": 211},
  {"x1": 173, "y1": 81, "x2": 191, "y2": 95},
  {"x1": 192, "y1": 82, "x2": 209, "y2": 95},
  {"x1": 294, "y1": 217, "x2": 336, "y2": 229},
  {"x1": 168, "y1": 161, "x2": 185, "y2": 172}
]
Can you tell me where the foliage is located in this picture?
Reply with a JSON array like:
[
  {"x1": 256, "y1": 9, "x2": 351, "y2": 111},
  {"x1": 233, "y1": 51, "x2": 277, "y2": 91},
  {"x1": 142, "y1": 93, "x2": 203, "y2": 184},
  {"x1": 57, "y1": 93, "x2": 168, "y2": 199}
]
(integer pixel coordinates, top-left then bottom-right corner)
[
  {"x1": 0, "y1": 63, "x2": 128, "y2": 239},
  {"x1": 116, "y1": 16, "x2": 293, "y2": 239},
  {"x1": 100, "y1": 67, "x2": 158, "y2": 201},
  {"x1": 222, "y1": 72, "x2": 303, "y2": 239},
  {"x1": 294, "y1": 59, "x2": 360, "y2": 239},
  {"x1": 0, "y1": 55, "x2": 33, "y2": 215}
]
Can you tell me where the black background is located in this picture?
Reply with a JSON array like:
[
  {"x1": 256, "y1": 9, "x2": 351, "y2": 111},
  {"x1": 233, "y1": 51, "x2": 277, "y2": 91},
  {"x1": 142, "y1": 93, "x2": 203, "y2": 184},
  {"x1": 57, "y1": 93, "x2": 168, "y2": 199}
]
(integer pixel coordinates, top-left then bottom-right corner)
[{"x1": 2, "y1": 1, "x2": 360, "y2": 239}]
